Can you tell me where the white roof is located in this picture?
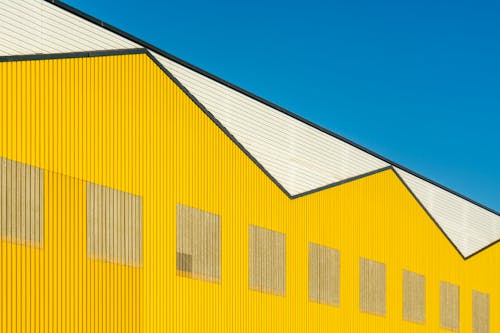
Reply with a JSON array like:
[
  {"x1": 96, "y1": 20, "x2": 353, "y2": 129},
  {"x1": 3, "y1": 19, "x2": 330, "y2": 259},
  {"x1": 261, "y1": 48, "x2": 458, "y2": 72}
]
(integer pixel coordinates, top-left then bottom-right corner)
[{"x1": 0, "y1": 0, "x2": 498, "y2": 258}]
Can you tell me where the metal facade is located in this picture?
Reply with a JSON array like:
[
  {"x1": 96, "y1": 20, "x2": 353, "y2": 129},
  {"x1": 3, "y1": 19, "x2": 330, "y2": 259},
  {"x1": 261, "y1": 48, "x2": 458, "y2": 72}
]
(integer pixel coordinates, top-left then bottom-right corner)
[{"x1": 0, "y1": 1, "x2": 499, "y2": 332}]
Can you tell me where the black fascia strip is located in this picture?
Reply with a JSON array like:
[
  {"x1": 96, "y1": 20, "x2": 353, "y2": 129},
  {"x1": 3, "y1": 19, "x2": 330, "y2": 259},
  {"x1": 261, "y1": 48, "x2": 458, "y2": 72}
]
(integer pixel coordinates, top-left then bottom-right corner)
[
  {"x1": 0, "y1": 48, "x2": 146, "y2": 63},
  {"x1": 291, "y1": 166, "x2": 392, "y2": 199},
  {"x1": 1, "y1": 50, "x2": 495, "y2": 259},
  {"x1": 142, "y1": 51, "x2": 294, "y2": 199},
  {"x1": 45, "y1": 0, "x2": 499, "y2": 216},
  {"x1": 390, "y1": 166, "x2": 467, "y2": 260}
]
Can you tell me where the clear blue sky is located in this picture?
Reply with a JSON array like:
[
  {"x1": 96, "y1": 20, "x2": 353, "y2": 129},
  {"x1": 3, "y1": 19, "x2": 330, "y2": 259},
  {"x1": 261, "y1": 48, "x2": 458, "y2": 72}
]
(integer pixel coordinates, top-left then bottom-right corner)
[{"x1": 65, "y1": 0, "x2": 499, "y2": 211}]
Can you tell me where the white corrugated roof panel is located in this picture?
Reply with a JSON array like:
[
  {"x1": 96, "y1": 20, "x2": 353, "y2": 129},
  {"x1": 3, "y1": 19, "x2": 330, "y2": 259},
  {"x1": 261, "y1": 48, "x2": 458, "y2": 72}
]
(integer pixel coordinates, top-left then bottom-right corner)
[
  {"x1": 152, "y1": 51, "x2": 390, "y2": 195},
  {"x1": 395, "y1": 168, "x2": 500, "y2": 258},
  {"x1": 0, "y1": 0, "x2": 138, "y2": 55}
]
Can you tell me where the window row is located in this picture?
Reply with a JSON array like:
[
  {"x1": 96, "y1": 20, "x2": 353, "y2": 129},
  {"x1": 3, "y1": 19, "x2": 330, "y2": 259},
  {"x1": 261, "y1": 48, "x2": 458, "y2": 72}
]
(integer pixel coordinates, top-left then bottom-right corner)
[
  {"x1": 0, "y1": 157, "x2": 143, "y2": 267},
  {"x1": 176, "y1": 204, "x2": 490, "y2": 333},
  {"x1": 0, "y1": 158, "x2": 491, "y2": 332}
]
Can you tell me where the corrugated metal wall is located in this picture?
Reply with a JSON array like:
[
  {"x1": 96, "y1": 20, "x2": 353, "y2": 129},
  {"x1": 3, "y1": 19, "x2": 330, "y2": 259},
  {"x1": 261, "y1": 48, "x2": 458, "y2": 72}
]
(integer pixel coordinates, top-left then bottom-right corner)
[
  {"x1": 0, "y1": 55, "x2": 143, "y2": 333},
  {"x1": 1, "y1": 53, "x2": 499, "y2": 333}
]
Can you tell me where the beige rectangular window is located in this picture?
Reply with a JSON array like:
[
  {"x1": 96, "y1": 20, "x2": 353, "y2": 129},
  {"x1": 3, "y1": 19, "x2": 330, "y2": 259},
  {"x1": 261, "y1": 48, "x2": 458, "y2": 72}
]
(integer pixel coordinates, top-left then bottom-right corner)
[
  {"x1": 309, "y1": 242, "x2": 340, "y2": 306},
  {"x1": 87, "y1": 183, "x2": 142, "y2": 267},
  {"x1": 473, "y1": 290, "x2": 489, "y2": 333},
  {"x1": 403, "y1": 270, "x2": 426, "y2": 323},
  {"x1": 176, "y1": 204, "x2": 221, "y2": 282},
  {"x1": 440, "y1": 281, "x2": 460, "y2": 331},
  {"x1": 360, "y1": 257, "x2": 386, "y2": 316},
  {"x1": 249, "y1": 225, "x2": 286, "y2": 295},
  {"x1": 0, "y1": 158, "x2": 44, "y2": 247}
]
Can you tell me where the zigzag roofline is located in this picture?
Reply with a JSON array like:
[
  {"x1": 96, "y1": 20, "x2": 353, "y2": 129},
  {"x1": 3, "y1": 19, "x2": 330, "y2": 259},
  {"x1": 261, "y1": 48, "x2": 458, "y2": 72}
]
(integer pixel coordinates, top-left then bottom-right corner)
[
  {"x1": 0, "y1": 49, "x2": 495, "y2": 260},
  {"x1": 39, "y1": 0, "x2": 498, "y2": 217}
]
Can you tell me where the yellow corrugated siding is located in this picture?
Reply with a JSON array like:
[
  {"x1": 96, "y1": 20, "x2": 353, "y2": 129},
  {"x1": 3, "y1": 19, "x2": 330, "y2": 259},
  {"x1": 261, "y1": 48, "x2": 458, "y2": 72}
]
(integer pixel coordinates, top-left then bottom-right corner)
[
  {"x1": 0, "y1": 55, "x2": 143, "y2": 333},
  {"x1": 0, "y1": 53, "x2": 499, "y2": 332}
]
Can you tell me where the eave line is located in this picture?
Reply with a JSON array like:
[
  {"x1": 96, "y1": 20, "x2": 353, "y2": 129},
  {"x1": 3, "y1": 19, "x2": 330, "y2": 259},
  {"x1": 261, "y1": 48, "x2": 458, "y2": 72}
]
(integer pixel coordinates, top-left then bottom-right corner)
[
  {"x1": 0, "y1": 48, "x2": 146, "y2": 63},
  {"x1": 0, "y1": 50, "x2": 496, "y2": 260}
]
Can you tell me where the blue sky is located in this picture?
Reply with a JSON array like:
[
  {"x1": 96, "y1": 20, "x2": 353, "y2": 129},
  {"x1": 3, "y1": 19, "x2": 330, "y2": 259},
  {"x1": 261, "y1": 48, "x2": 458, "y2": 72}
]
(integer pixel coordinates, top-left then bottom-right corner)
[{"x1": 65, "y1": 0, "x2": 499, "y2": 211}]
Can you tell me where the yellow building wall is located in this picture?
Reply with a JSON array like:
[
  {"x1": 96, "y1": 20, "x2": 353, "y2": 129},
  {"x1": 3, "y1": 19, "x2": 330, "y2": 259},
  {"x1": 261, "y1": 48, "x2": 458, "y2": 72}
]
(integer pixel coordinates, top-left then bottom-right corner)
[{"x1": 0, "y1": 53, "x2": 499, "y2": 332}]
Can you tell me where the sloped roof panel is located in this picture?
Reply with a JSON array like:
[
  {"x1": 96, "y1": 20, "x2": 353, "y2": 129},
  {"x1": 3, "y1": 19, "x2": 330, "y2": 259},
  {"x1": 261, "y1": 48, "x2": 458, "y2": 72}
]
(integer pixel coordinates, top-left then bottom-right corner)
[
  {"x1": 153, "y1": 52, "x2": 389, "y2": 195},
  {"x1": 395, "y1": 168, "x2": 500, "y2": 258},
  {"x1": 0, "y1": 0, "x2": 137, "y2": 55}
]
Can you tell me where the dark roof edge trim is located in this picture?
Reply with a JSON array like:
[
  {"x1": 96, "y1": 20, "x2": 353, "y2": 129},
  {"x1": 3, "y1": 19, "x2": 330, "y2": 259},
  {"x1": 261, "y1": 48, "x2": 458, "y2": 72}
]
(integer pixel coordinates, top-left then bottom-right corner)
[
  {"x1": 390, "y1": 167, "x2": 468, "y2": 260},
  {"x1": 25, "y1": 1, "x2": 500, "y2": 216},
  {"x1": 291, "y1": 166, "x2": 392, "y2": 199},
  {"x1": 391, "y1": 165, "x2": 500, "y2": 260},
  {"x1": 0, "y1": 48, "x2": 146, "y2": 62}
]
